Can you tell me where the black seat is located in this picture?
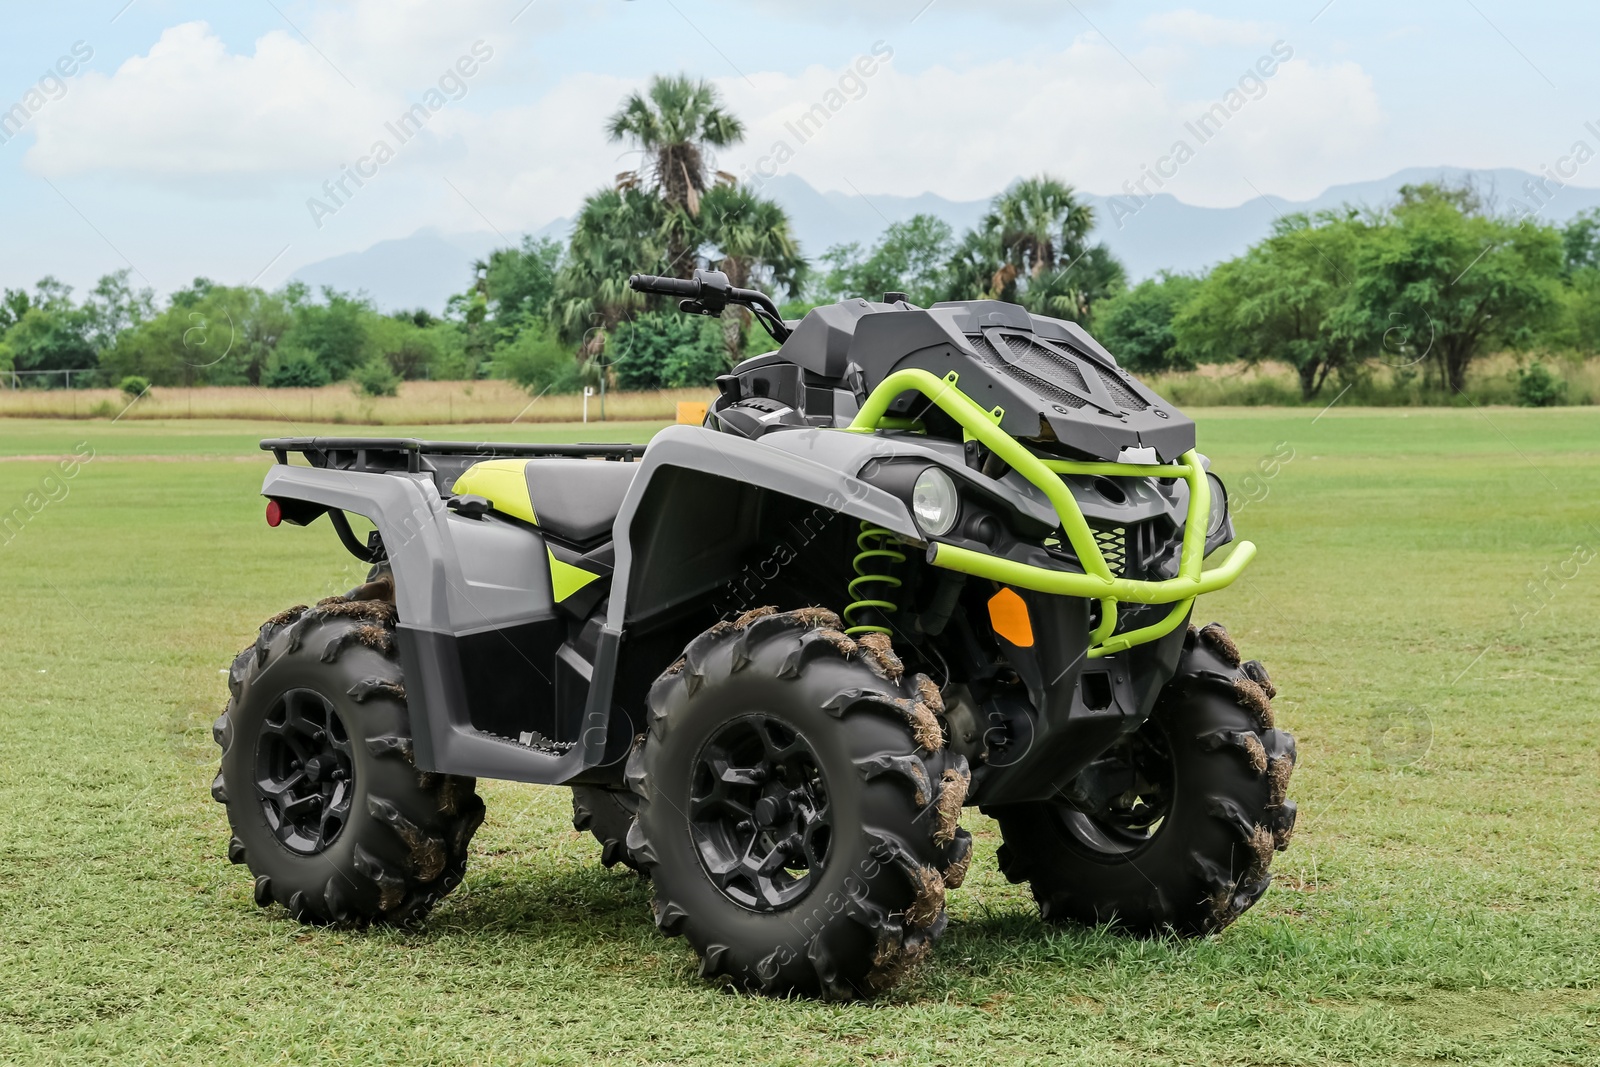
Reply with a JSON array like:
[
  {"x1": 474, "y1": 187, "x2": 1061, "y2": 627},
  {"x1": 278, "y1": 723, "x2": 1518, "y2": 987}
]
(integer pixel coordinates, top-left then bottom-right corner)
[{"x1": 523, "y1": 459, "x2": 636, "y2": 544}]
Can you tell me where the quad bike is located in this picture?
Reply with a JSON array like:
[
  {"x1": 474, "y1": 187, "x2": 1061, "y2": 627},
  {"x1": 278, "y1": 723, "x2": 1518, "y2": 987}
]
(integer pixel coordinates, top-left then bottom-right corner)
[{"x1": 213, "y1": 270, "x2": 1295, "y2": 997}]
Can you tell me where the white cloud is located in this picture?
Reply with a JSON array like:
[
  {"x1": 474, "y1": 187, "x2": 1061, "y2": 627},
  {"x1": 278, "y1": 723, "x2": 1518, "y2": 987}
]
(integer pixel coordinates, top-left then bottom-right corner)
[
  {"x1": 18, "y1": 9, "x2": 1386, "y2": 252},
  {"x1": 709, "y1": 35, "x2": 1384, "y2": 207},
  {"x1": 1142, "y1": 9, "x2": 1279, "y2": 47},
  {"x1": 23, "y1": 1, "x2": 565, "y2": 181},
  {"x1": 27, "y1": 22, "x2": 390, "y2": 178},
  {"x1": 741, "y1": 0, "x2": 1088, "y2": 22}
]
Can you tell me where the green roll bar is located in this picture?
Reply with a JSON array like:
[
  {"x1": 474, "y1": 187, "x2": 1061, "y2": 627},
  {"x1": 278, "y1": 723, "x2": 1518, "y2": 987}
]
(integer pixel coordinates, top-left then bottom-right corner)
[{"x1": 846, "y1": 368, "x2": 1255, "y2": 658}]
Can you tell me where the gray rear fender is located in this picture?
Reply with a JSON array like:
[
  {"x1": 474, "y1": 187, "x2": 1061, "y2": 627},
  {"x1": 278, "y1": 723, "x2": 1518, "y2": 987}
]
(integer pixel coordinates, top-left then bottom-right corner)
[
  {"x1": 260, "y1": 465, "x2": 554, "y2": 630},
  {"x1": 259, "y1": 464, "x2": 617, "y2": 785}
]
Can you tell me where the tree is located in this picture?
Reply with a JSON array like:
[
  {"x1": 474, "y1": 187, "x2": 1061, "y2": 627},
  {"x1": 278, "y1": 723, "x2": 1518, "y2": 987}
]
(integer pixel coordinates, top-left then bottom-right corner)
[
  {"x1": 282, "y1": 288, "x2": 372, "y2": 381},
  {"x1": 607, "y1": 74, "x2": 745, "y2": 274},
  {"x1": 1340, "y1": 184, "x2": 1564, "y2": 394},
  {"x1": 1095, "y1": 273, "x2": 1204, "y2": 373},
  {"x1": 1019, "y1": 243, "x2": 1126, "y2": 326},
  {"x1": 944, "y1": 175, "x2": 1124, "y2": 324},
  {"x1": 1, "y1": 288, "x2": 30, "y2": 332},
  {"x1": 483, "y1": 236, "x2": 562, "y2": 340},
  {"x1": 83, "y1": 270, "x2": 156, "y2": 352},
  {"x1": 1560, "y1": 206, "x2": 1600, "y2": 276},
  {"x1": 492, "y1": 321, "x2": 587, "y2": 393},
  {"x1": 3, "y1": 306, "x2": 96, "y2": 377},
  {"x1": 609, "y1": 310, "x2": 727, "y2": 390},
  {"x1": 550, "y1": 186, "x2": 666, "y2": 348},
  {"x1": 943, "y1": 225, "x2": 1008, "y2": 301},
  {"x1": 987, "y1": 175, "x2": 1094, "y2": 283},
  {"x1": 106, "y1": 285, "x2": 292, "y2": 386},
  {"x1": 817, "y1": 214, "x2": 954, "y2": 306},
  {"x1": 1173, "y1": 212, "x2": 1363, "y2": 400},
  {"x1": 365, "y1": 314, "x2": 442, "y2": 380},
  {"x1": 2, "y1": 277, "x2": 96, "y2": 380},
  {"x1": 699, "y1": 182, "x2": 806, "y2": 358}
]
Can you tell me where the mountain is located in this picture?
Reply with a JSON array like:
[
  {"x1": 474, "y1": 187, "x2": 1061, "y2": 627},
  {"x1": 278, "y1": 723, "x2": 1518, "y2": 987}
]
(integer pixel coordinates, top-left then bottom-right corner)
[
  {"x1": 289, "y1": 168, "x2": 1600, "y2": 311},
  {"x1": 288, "y1": 223, "x2": 567, "y2": 312}
]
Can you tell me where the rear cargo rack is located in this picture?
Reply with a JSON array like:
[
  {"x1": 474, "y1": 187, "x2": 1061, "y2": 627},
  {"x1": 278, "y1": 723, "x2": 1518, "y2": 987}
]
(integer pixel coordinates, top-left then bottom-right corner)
[
  {"x1": 262, "y1": 437, "x2": 643, "y2": 473},
  {"x1": 261, "y1": 437, "x2": 645, "y2": 497}
]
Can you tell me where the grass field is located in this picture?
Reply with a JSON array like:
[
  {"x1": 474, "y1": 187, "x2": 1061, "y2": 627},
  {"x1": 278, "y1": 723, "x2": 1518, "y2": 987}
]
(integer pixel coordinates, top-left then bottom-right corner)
[{"x1": 3, "y1": 407, "x2": 1599, "y2": 1066}]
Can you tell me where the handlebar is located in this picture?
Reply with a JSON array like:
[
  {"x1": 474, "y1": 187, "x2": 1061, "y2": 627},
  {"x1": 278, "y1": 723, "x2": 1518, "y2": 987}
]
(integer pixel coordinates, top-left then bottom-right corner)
[
  {"x1": 628, "y1": 269, "x2": 792, "y2": 343},
  {"x1": 627, "y1": 274, "x2": 703, "y2": 298}
]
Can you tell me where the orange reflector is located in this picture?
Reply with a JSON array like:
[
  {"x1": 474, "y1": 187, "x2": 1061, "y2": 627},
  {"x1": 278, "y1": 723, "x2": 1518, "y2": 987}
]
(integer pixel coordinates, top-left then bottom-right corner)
[{"x1": 987, "y1": 587, "x2": 1033, "y2": 647}]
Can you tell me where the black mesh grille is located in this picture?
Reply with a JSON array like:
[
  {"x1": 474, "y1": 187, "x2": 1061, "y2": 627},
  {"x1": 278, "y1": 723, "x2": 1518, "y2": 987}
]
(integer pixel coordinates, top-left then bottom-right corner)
[
  {"x1": 1001, "y1": 334, "x2": 1090, "y2": 393},
  {"x1": 1089, "y1": 362, "x2": 1148, "y2": 411},
  {"x1": 966, "y1": 331, "x2": 1150, "y2": 413},
  {"x1": 967, "y1": 333, "x2": 1086, "y2": 408}
]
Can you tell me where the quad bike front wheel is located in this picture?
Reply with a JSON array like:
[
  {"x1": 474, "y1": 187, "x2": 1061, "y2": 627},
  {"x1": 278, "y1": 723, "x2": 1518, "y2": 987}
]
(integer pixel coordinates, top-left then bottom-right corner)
[
  {"x1": 989, "y1": 622, "x2": 1296, "y2": 935},
  {"x1": 626, "y1": 607, "x2": 973, "y2": 998},
  {"x1": 213, "y1": 584, "x2": 485, "y2": 925}
]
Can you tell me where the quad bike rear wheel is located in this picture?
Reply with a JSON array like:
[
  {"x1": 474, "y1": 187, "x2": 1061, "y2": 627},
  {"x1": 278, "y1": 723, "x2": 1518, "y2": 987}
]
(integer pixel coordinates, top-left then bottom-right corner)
[
  {"x1": 989, "y1": 622, "x2": 1296, "y2": 935},
  {"x1": 213, "y1": 585, "x2": 485, "y2": 925},
  {"x1": 626, "y1": 607, "x2": 972, "y2": 998},
  {"x1": 571, "y1": 786, "x2": 644, "y2": 874}
]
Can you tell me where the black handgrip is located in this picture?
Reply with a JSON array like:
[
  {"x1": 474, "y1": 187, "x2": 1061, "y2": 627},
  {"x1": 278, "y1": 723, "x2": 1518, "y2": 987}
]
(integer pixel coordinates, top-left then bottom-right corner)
[{"x1": 628, "y1": 273, "x2": 701, "y2": 297}]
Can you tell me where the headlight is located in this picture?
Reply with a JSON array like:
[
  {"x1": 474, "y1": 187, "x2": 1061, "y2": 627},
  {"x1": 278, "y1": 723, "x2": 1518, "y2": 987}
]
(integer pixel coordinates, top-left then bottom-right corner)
[
  {"x1": 1205, "y1": 472, "x2": 1228, "y2": 538},
  {"x1": 912, "y1": 467, "x2": 960, "y2": 537}
]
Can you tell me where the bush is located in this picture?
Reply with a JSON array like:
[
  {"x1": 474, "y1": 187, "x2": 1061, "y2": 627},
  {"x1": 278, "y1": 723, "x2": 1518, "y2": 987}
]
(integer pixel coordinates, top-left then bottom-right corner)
[
  {"x1": 351, "y1": 356, "x2": 399, "y2": 397},
  {"x1": 119, "y1": 375, "x2": 150, "y2": 399},
  {"x1": 1516, "y1": 360, "x2": 1568, "y2": 406},
  {"x1": 610, "y1": 311, "x2": 727, "y2": 391},
  {"x1": 263, "y1": 347, "x2": 331, "y2": 388},
  {"x1": 492, "y1": 322, "x2": 587, "y2": 393}
]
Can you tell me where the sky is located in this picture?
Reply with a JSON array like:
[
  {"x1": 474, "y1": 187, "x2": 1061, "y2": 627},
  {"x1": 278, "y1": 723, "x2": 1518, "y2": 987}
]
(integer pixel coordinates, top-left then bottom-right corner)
[{"x1": 2, "y1": 0, "x2": 1597, "y2": 299}]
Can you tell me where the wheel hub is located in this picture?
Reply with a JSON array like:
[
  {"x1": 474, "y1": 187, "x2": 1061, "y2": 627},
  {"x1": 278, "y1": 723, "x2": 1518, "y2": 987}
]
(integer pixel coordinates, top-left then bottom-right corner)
[
  {"x1": 254, "y1": 688, "x2": 355, "y2": 855},
  {"x1": 1061, "y1": 720, "x2": 1175, "y2": 857},
  {"x1": 689, "y1": 713, "x2": 832, "y2": 912}
]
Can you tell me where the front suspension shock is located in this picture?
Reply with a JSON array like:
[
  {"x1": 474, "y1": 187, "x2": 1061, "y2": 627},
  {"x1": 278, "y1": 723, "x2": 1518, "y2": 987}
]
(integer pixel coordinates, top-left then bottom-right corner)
[{"x1": 843, "y1": 521, "x2": 905, "y2": 635}]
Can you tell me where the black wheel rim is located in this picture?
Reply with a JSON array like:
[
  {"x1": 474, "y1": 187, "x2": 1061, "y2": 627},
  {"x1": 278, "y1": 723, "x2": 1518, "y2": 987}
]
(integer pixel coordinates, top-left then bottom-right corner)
[
  {"x1": 689, "y1": 713, "x2": 832, "y2": 912},
  {"x1": 1061, "y1": 720, "x2": 1175, "y2": 858},
  {"x1": 255, "y1": 688, "x2": 355, "y2": 855}
]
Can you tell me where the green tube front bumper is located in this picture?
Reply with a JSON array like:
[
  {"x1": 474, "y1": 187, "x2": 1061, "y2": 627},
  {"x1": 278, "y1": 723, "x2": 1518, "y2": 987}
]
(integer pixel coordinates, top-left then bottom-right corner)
[{"x1": 847, "y1": 367, "x2": 1254, "y2": 657}]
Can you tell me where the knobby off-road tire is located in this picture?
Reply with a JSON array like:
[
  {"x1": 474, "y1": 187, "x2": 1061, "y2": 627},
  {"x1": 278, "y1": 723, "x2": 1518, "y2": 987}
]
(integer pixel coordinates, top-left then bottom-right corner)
[
  {"x1": 571, "y1": 786, "x2": 645, "y2": 874},
  {"x1": 626, "y1": 607, "x2": 973, "y2": 999},
  {"x1": 991, "y1": 622, "x2": 1296, "y2": 935},
  {"x1": 213, "y1": 583, "x2": 486, "y2": 926}
]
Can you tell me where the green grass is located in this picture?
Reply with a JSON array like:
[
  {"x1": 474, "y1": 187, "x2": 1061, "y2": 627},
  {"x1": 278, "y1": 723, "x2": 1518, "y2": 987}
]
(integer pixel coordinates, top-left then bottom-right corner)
[{"x1": 3, "y1": 408, "x2": 1599, "y2": 1066}]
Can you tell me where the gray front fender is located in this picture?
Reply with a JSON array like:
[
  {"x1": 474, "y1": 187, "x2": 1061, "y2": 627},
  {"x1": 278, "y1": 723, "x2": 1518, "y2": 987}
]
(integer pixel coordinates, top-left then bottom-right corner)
[{"x1": 606, "y1": 425, "x2": 921, "y2": 630}]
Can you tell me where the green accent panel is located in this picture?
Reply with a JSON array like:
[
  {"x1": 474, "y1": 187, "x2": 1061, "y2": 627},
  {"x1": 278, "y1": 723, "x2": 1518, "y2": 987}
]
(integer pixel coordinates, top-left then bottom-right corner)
[
  {"x1": 548, "y1": 549, "x2": 600, "y2": 602},
  {"x1": 451, "y1": 460, "x2": 537, "y2": 526},
  {"x1": 846, "y1": 367, "x2": 1253, "y2": 656}
]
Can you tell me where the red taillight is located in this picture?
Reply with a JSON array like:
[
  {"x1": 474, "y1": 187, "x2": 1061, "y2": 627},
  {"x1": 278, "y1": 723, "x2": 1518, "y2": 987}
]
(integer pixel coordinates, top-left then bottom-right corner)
[{"x1": 265, "y1": 500, "x2": 283, "y2": 527}]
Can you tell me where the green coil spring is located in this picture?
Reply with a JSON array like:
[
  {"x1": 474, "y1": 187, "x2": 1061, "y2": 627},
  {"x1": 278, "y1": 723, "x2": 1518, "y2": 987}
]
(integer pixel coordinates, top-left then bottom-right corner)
[{"x1": 843, "y1": 521, "x2": 905, "y2": 635}]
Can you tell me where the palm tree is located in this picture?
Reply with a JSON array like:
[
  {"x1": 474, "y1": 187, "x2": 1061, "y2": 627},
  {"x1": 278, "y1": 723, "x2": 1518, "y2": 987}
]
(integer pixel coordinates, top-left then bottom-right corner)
[
  {"x1": 699, "y1": 183, "x2": 806, "y2": 357},
  {"x1": 607, "y1": 74, "x2": 746, "y2": 274},
  {"x1": 943, "y1": 225, "x2": 1010, "y2": 301},
  {"x1": 942, "y1": 175, "x2": 1125, "y2": 323},
  {"x1": 1020, "y1": 244, "x2": 1127, "y2": 326},
  {"x1": 549, "y1": 186, "x2": 666, "y2": 349},
  {"x1": 986, "y1": 175, "x2": 1095, "y2": 281}
]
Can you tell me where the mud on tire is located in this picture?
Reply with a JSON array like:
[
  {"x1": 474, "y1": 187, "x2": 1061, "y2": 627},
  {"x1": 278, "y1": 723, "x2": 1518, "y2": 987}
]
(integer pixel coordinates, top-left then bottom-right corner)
[
  {"x1": 626, "y1": 607, "x2": 971, "y2": 999},
  {"x1": 989, "y1": 621, "x2": 1296, "y2": 935},
  {"x1": 213, "y1": 584, "x2": 485, "y2": 926}
]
